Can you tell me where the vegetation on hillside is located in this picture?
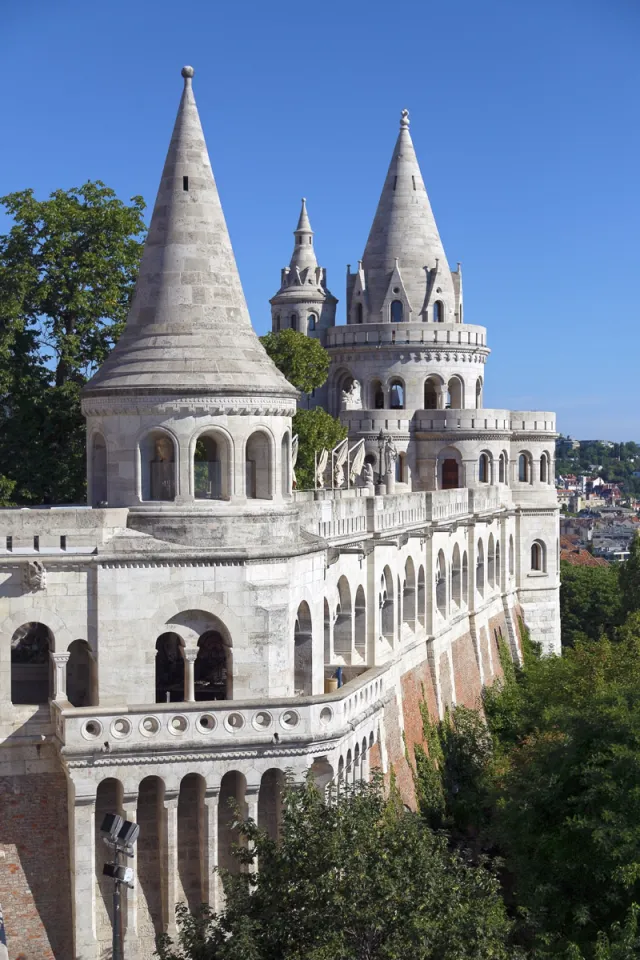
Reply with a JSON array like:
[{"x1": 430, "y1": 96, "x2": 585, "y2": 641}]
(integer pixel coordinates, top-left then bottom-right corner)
[{"x1": 556, "y1": 439, "x2": 640, "y2": 497}]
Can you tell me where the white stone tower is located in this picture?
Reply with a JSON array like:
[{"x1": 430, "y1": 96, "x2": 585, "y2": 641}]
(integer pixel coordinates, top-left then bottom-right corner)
[
  {"x1": 269, "y1": 198, "x2": 337, "y2": 340},
  {"x1": 82, "y1": 67, "x2": 299, "y2": 547}
]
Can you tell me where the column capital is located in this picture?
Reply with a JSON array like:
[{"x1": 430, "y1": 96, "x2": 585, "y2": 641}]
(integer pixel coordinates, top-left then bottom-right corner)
[
  {"x1": 50, "y1": 650, "x2": 71, "y2": 664},
  {"x1": 183, "y1": 648, "x2": 198, "y2": 664}
]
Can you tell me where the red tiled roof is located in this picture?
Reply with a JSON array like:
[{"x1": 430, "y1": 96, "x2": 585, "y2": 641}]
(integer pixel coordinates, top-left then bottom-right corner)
[{"x1": 561, "y1": 547, "x2": 610, "y2": 567}]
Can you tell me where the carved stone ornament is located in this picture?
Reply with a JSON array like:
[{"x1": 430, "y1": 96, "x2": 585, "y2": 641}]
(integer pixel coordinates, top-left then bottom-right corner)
[{"x1": 23, "y1": 560, "x2": 47, "y2": 592}]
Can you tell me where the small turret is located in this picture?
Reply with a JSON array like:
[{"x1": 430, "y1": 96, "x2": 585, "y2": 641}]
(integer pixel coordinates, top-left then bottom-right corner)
[{"x1": 270, "y1": 198, "x2": 337, "y2": 341}]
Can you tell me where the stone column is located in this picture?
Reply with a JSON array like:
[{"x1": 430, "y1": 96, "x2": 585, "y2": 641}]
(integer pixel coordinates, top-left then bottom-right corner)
[
  {"x1": 51, "y1": 651, "x2": 71, "y2": 701},
  {"x1": 183, "y1": 648, "x2": 198, "y2": 702},
  {"x1": 203, "y1": 789, "x2": 219, "y2": 911},
  {"x1": 163, "y1": 791, "x2": 180, "y2": 938},
  {"x1": 68, "y1": 782, "x2": 98, "y2": 959},
  {"x1": 437, "y1": 384, "x2": 448, "y2": 409},
  {"x1": 122, "y1": 791, "x2": 139, "y2": 954},
  {"x1": 245, "y1": 785, "x2": 260, "y2": 874}
]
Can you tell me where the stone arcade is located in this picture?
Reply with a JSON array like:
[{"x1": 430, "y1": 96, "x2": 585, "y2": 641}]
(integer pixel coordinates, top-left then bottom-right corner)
[{"x1": 0, "y1": 67, "x2": 560, "y2": 960}]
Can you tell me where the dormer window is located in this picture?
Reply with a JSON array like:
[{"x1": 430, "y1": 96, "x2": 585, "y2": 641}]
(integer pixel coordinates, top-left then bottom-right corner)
[
  {"x1": 433, "y1": 300, "x2": 443, "y2": 322},
  {"x1": 390, "y1": 300, "x2": 404, "y2": 323}
]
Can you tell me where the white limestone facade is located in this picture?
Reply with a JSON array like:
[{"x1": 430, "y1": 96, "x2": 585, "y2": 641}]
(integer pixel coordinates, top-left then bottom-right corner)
[{"x1": 0, "y1": 69, "x2": 560, "y2": 960}]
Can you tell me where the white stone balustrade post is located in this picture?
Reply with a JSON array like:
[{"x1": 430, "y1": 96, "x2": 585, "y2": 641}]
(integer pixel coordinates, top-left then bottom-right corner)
[
  {"x1": 51, "y1": 651, "x2": 71, "y2": 701},
  {"x1": 183, "y1": 648, "x2": 198, "y2": 702}
]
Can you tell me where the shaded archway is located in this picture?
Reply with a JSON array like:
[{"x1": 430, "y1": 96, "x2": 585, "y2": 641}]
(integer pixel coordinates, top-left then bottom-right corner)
[
  {"x1": 496, "y1": 541, "x2": 501, "y2": 588},
  {"x1": 447, "y1": 376, "x2": 464, "y2": 409},
  {"x1": 509, "y1": 535, "x2": 515, "y2": 577},
  {"x1": 488, "y1": 534, "x2": 495, "y2": 588},
  {"x1": 477, "y1": 539, "x2": 485, "y2": 597},
  {"x1": 246, "y1": 431, "x2": 272, "y2": 499},
  {"x1": 219, "y1": 771, "x2": 248, "y2": 874},
  {"x1": 178, "y1": 774, "x2": 205, "y2": 911},
  {"x1": 424, "y1": 375, "x2": 443, "y2": 410},
  {"x1": 155, "y1": 632, "x2": 184, "y2": 703},
  {"x1": 195, "y1": 630, "x2": 231, "y2": 701},
  {"x1": 451, "y1": 544, "x2": 461, "y2": 608},
  {"x1": 403, "y1": 558, "x2": 416, "y2": 630},
  {"x1": 136, "y1": 776, "x2": 164, "y2": 951},
  {"x1": 258, "y1": 768, "x2": 286, "y2": 840},
  {"x1": 91, "y1": 432, "x2": 107, "y2": 506},
  {"x1": 462, "y1": 551, "x2": 469, "y2": 604},
  {"x1": 95, "y1": 778, "x2": 126, "y2": 953},
  {"x1": 380, "y1": 567, "x2": 395, "y2": 644},
  {"x1": 518, "y1": 452, "x2": 532, "y2": 483},
  {"x1": 370, "y1": 379, "x2": 385, "y2": 409},
  {"x1": 354, "y1": 586, "x2": 366, "y2": 660},
  {"x1": 310, "y1": 758, "x2": 334, "y2": 798},
  {"x1": 334, "y1": 577, "x2": 353, "y2": 661},
  {"x1": 417, "y1": 566, "x2": 426, "y2": 627},
  {"x1": 436, "y1": 550, "x2": 447, "y2": 617},
  {"x1": 141, "y1": 430, "x2": 176, "y2": 502},
  {"x1": 531, "y1": 540, "x2": 546, "y2": 572},
  {"x1": 389, "y1": 379, "x2": 405, "y2": 410},
  {"x1": 67, "y1": 638, "x2": 95, "y2": 707},
  {"x1": 324, "y1": 598, "x2": 331, "y2": 664},
  {"x1": 194, "y1": 431, "x2": 231, "y2": 500},
  {"x1": 294, "y1": 601, "x2": 313, "y2": 695},
  {"x1": 11, "y1": 622, "x2": 53, "y2": 705}
]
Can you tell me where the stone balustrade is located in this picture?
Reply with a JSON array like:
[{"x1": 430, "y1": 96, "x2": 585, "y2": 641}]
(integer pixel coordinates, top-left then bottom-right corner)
[
  {"x1": 53, "y1": 669, "x2": 388, "y2": 760},
  {"x1": 0, "y1": 506, "x2": 128, "y2": 555},
  {"x1": 469, "y1": 487, "x2": 502, "y2": 515},
  {"x1": 325, "y1": 321, "x2": 488, "y2": 349}
]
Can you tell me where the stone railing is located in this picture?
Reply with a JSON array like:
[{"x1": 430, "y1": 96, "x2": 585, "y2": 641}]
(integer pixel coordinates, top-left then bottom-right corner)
[
  {"x1": 53, "y1": 668, "x2": 388, "y2": 759},
  {"x1": 0, "y1": 506, "x2": 128, "y2": 555},
  {"x1": 469, "y1": 487, "x2": 502, "y2": 515},
  {"x1": 426, "y1": 488, "x2": 470, "y2": 522},
  {"x1": 325, "y1": 322, "x2": 488, "y2": 350},
  {"x1": 415, "y1": 409, "x2": 556, "y2": 434},
  {"x1": 370, "y1": 492, "x2": 428, "y2": 533}
]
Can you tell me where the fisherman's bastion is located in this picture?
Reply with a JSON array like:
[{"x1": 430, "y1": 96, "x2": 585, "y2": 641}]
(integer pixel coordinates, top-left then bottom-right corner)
[{"x1": 0, "y1": 66, "x2": 560, "y2": 960}]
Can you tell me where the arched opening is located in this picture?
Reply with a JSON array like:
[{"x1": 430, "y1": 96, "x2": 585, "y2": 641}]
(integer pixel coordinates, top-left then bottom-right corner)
[
  {"x1": 275, "y1": 313, "x2": 281, "y2": 331},
  {"x1": 390, "y1": 300, "x2": 404, "y2": 323},
  {"x1": 475, "y1": 377, "x2": 483, "y2": 409},
  {"x1": 509, "y1": 535, "x2": 515, "y2": 577},
  {"x1": 417, "y1": 566, "x2": 426, "y2": 627},
  {"x1": 11, "y1": 622, "x2": 53, "y2": 705},
  {"x1": 67, "y1": 639, "x2": 95, "y2": 707},
  {"x1": 371, "y1": 379, "x2": 385, "y2": 409},
  {"x1": 218, "y1": 771, "x2": 248, "y2": 874},
  {"x1": 354, "y1": 586, "x2": 366, "y2": 660},
  {"x1": 451, "y1": 544, "x2": 461, "y2": 607},
  {"x1": 290, "y1": 313, "x2": 298, "y2": 331},
  {"x1": 135, "y1": 776, "x2": 163, "y2": 950},
  {"x1": 356, "y1": 302, "x2": 363, "y2": 324},
  {"x1": 488, "y1": 533, "x2": 495, "y2": 588},
  {"x1": 540, "y1": 452, "x2": 549, "y2": 483},
  {"x1": 310, "y1": 758, "x2": 334, "y2": 799},
  {"x1": 141, "y1": 430, "x2": 176, "y2": 502},
  {"x1": 477, "y1": 540, "x2": 485, "y2": 598},
  {"x1": 281, "y1": 433, "x2": 291, "y2": 496},
  {"x1": 395, "y1": 452, "x2": 406, "y2": 483},
  {"x1": 462, "y1": 551, "x2": 469, "y2": 604},
  {"x1": 403, "y1": 558, "x2": 416, "y2": 630},
  {"x1": 294, "y1": 601, "x2": 313, "y2": 695},
  {"x1": 246, "y1": 431, "x2": 272, "y2": 499},
  {"x1": 433, "y1": 300, "x2": 443, "y2": 323},
  {"x1": 436, "y1": 550, "x2": 447, "y2": 617},
  {"x1": 95, "y1": 779, "x2": 126, "y2": 951},
  {"x1": 496, "y1": 541, "x2": 501, "y2": 588},
  {"x1": 308, "y1": 313, "x2": 317, "y2": 332},
  {"x1": 380, "y1": 567, "x2": 395, "y2": 644},
  {"x1": 424, "y1": 376, "x2": 442, "y2": 410},
  {"x1": 478, "y1": 453, "x2": 490, "y2": 484},
  {"x1": 155, "y1": 632, "x2": 184, "y2": 703},
  {"x1": 519, "y1": 453, "x2": 531, "y2": 483},
  {"x1": 334, "y1": 576, "x2": 353, "y2": 661},
  {"x1": 258, "y1": 769, "x2": 286, "y2": 840},
  {"x1": 389, "y1": 379, "x2": 405, "y2": 409},
  {"x1": 195, "y1": 630, "x2": 231, "y2": 700},
  {"x1": 353, "y1": 743, "x2": 361, "y2": 784},
  {"x1": 441, "y1": 456, "x2": 460, "y2": 490},
  {"x1": 531, "y1": 540, "x2": 546, "y2": 572},
  {"x1": 447, "y1": 376, "x2": 463, "y2": 409},
  {"x1": 91, "y1": 433, "x2": 107, "y2": 506},
  {"x1": 499, "y1": 452, "x2": 508, "y2": 484},
  {"x1": 178, "y1": 774, "x2": 205, "y2": 911},
  {"x1": 324, "y1": 598, "x2": 331, "y2": 664},
  {"x1": 194, "y1": 432, "x2": 230, "y2": 500}
]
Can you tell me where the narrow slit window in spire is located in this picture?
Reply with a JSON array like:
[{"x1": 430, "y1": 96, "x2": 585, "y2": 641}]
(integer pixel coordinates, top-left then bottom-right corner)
[{"x1": 183, "y1": 176, "x2": 189, "y2": 191}]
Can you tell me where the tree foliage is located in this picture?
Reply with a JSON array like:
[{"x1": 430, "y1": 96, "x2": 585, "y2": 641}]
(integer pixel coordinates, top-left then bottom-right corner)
[
  {"x1": 560, "y1": 561, "x2": 623, "y2": 647},
  {"x1": 0, "y1": 181, "x2": 146, "y2": 503},
  {"x1": 292, "y1": 408, "x2": 347, "y2": 490},
  {"x1": 260, "y1": 329, "x2": 330, "y2": 394},
  {"x1": 156, "y1": 775, "x2": 515, "y2": 960},
  {"x1": 619, "y1": 534, "x2": 640, "y2": 620}
]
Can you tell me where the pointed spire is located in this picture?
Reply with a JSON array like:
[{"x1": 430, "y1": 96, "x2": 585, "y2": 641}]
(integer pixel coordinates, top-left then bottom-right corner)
[
  {"x1": 85, "y1": 66, "x2": 296, "y2": 398},
  {"x1": 360, "y1": 109, "x2": 455, "y2": 321},
  {"x1": 288, "y1": 197, "x2": 318, "y2": 273}
]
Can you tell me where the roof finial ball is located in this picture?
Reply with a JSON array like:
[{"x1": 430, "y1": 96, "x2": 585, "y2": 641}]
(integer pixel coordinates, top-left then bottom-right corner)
[
  {"x1": 181, "y1": 65, "x2": 195, "y2": 81},
  {"x1": 400, "y1": 108, "x2": 410, "y2": 129}
]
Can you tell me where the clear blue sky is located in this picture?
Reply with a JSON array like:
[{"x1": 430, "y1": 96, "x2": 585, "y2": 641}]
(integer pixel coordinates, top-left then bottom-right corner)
[{"x1": 1, "y1": 0, "x2": 638, "y2": 439}]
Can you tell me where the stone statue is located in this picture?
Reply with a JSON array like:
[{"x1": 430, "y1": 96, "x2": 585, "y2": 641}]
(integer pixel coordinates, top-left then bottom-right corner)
[
  {"x1": 363, "y1": 462, "x2": 375, "y2": 487},
  {"x1": 333, "y1": 439, "x2": 348, "y2": 488},
  {"x1": 341, "y1": 379, "x2": 362, "y2": 411},
  {"x1": 23, "y1": 560, "x2": 46, "y2": 592},
  {"x1": 384, "y1": 437, "x2": 398, "y2": 477}
]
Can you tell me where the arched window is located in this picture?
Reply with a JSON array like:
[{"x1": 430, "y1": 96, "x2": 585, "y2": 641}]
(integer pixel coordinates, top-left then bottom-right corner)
[
  {"x1": 451, "y1": 544, "x2": 461, "y2": 607},
  {"x1": 246, "y1": 431, "x2": 272, "y2": 499},
  {"x1": 370, "y1": 379, "x2": 384, "y2": 409},
  {"x1": 380, "y1": 567, "x2": 395, "y2": 645},
  {"x1": 91, "y1": 433, "x2": 107, "y2": 506},
  {"x1": 389, "y1": 380, "x2": 404, "y2": 409},
  {"x1": 417, "y1": 566, "x2": 426, "y2": 627},
  {"x1": 478, "y1": 453, "x2": 490, "y2": 484},
  {"x1": 395, "y1": 453, "x2": 406, "y2": 483},
  {"x1": 531, "y1": 540, "x2": 546, "y2": 572},
  {"x1": 424, "y1": 376, "x2": 441, "y2": 409},
  {"x1": 462, "y1": 551, "x2": 469, "y2": 603},
  {"x1": 540, "y1": 452, "x2": 549, "y2": 483},
  {"x1": 155, "y1": 632, "x2": 184, "y2": 703},
  {"x1": 477, "y1": 540, "x2": 485, "y2": 597},
  {"x1": 290, "y1": 313, "x2": 298, "y2": 331},
  {"x1": 11, "y1": 622, "x2": 53, "y2": 705},
  {"x1": 499, "y1": 452, "x2": 507, "y2": 484},
  {"x1": 294, "y1": 602, "x2": 313, "y2": 695},
  {"x1": 354, "y1": 586, "x2": 366, "y2": 659},
  {"x1": 390, "y1": 300, "x2": 404, "y2": 323},
  {"x1": 141, "y1": 430, "x2": 176, "y2": 502},
  {"x1": 275, "y1": 314, "x2": 281, "y2": 331},
  {"x1": 433, "y1": 300, "x2": 443, "y2": 323},
  {"x1": 447, "y1": 377, "x2": 463, "y2": 409},
  {"x1": 519, "y1": 453, "x2": 530, "y2": 483},
  {"x1": 281, "y1": 433, "x2": 291, "y2": 496},
  {"x1": 436, "y1": 551, "x2": 447, "y2": 617},
  {"x1": 441, "y1": 458, "x2": 459, "y2": 490},
  {"x1": 403, "y1": 558, "x2": 416, "y2": 630},
  {"x1": 356, "y1": 302, "x2": 363, "y2": 324},
  {"x1": 308, "y1": 313, "x2": 317, "y2": 331},
  {"x1": 67, "y1": 639, "x2": 95, "y2": 707},
  {"x1": 194, "y1": 433, "x2": 230, "y2": 500},
  {"x1": 335, "y1": 577, "x2": 353, "y2": 660},
  {"x1": 196, "y1": 629, "x2": 231, "y2": 700},
  {"x1": 475, "y1": 377, "x2": 483, "y2": 409},
  {"x1": 488, "y1": 534, "x2": 495, "y2": 588}
]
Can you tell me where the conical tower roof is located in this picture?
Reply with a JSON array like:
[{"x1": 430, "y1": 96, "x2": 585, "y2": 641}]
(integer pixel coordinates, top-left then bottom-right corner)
[
  {"x1": 288, "y1": 198, "x2": 318, "y2": 273},
  {"x1": 84, "y1": 66, "x2": 296, "y2": 399},
  {"x1": 361, "y1": 109, "x2": 455, "y2": 320}
]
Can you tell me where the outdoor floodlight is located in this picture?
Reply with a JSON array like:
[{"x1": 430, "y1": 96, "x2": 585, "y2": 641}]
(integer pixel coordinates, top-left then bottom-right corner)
[
  {"x1": 103, "y1": 863, "x2": 134, "y2": 884},
  {"x1": 100, "y1": 813, "x2": 124, "y2": 839},
  {"x1": 117, "y1": 820, "x2": 140, "y2": 846}
]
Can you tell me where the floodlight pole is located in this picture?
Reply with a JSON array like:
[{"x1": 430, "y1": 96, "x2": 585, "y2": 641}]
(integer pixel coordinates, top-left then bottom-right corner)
[{"x1": 112, "y1": 846, "x2": 123, "y2": 960}]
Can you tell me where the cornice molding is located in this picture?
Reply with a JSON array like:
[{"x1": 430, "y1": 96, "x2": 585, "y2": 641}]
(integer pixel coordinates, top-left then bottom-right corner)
[{"x1": 81, "y1": 396, "x2": 297, "y2": 418}]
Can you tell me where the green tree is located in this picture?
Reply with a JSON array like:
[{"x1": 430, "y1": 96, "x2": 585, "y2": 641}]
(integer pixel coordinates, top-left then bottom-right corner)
[
  {"x1": 260, "y1": 329, "x2": 330, "y2": 395},
  {"x1": 156, "y1": 776, "x2": 516, "y2": 960},
  {"x1": 619, "y1": 534, "x2": 640, "y2": 619},
  {"x1": 292, "y1": 407, "x2": 347, "y2": 489},
  {"x1": 0, "y1": 181, "x2": 146, "y2": 503},
  {"x1": 560, "y1": 561, "x2": 623, "y2": 646}
]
